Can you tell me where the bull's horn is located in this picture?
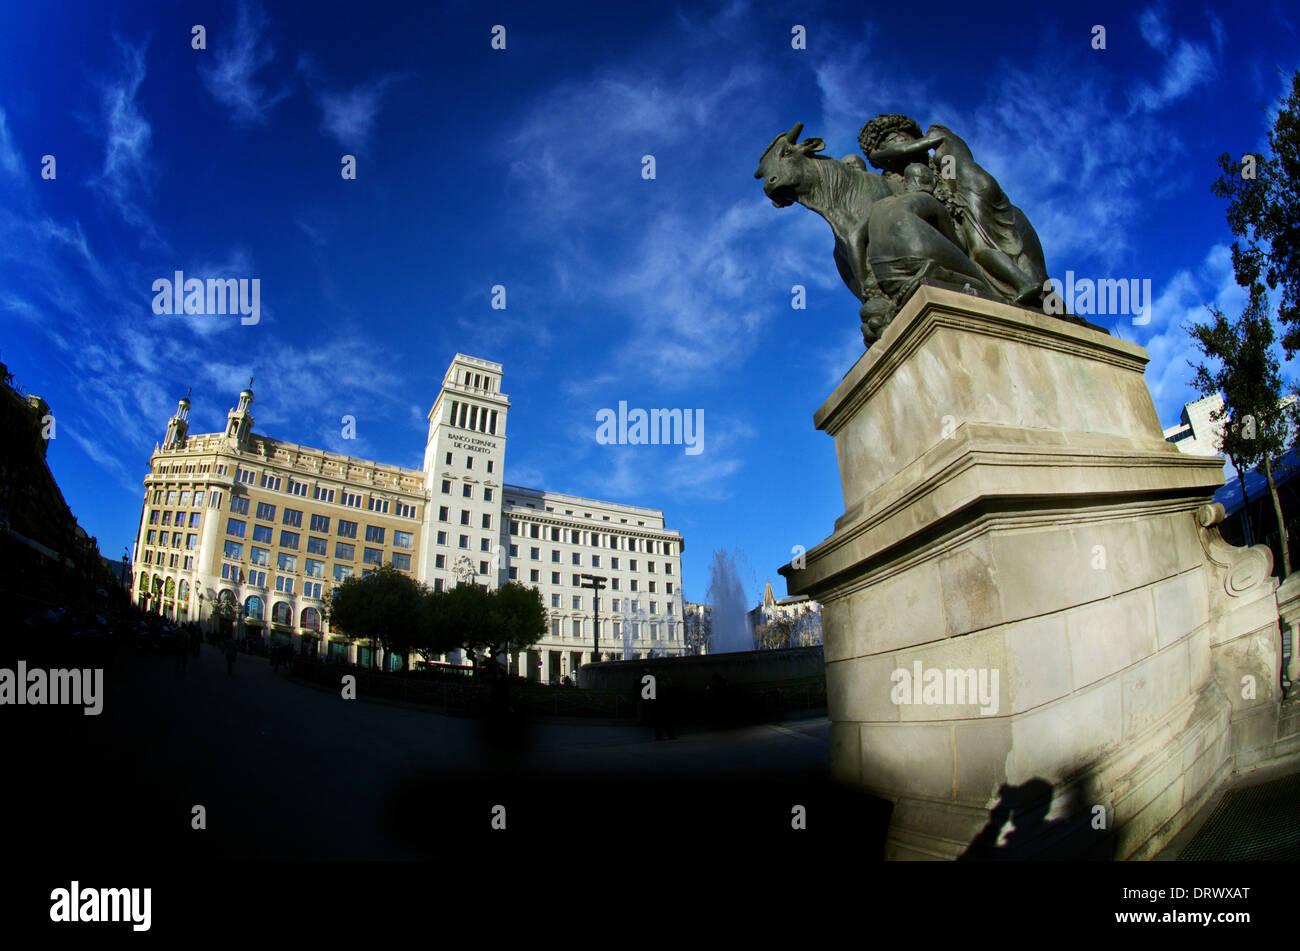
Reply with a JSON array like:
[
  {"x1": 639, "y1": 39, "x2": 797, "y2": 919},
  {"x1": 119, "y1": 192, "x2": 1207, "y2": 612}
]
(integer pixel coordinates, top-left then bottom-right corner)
[{"x1": 787, "y1": 122, "x2": 804, "y2": 142}]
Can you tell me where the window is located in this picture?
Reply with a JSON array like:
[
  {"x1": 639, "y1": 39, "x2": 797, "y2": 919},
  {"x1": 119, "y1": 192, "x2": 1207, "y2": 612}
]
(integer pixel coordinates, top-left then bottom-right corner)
[
  {"x1": 284, "y1": 508, "x2": 303, "y2": 527},
  {"x1": 221, "y1": 563, "x2": 240, "y2": 581},
  {"x1": 487, "y1": 460, "x2": 494, "y2": 474},
  {"x1": 460, "y1": 511, "x2": 470, "y2": 526},
  {"x1": 149, "y1": 510, "x2": 159, "y2": 525},
  {"x1": 479, "y1": 560, "x2": 488, "y2": 574},
  {"x1": 458, "y1": 535, "x2": 469, "y2": 549},
  {"x1": 250, "y1": 547, "x2": 269, "y2": 565},
  {"x1": 593, "y1": 555, "x2": 600, "y2": 568},
  {"x1": 508, "y1": 567, "x2": 518, "y2": 580},
  {"x1": 314, "y1": 486, "x2": 335, "y2": 503},
  {"x1": 194, "y1": 491, "x2": 204, "y2": 506},
  {"x1": 630, "y1": 559, "x2": 638, "y2": 571},
  {"x1": 230, "y1": 496, "x2": 250, "y2": 515},
  {"x1": 550, "y1": 527, "x2": 560, "y2": 542},
  {"x1": 649, "y1": 581, "x2": 656, "y2": 593},
  {"x1": 305, "y1": 559, "x2": 325, "y2": 578},
  {"x1": 631, "y1": 580, "x2": 639, "y2": 591},
  {"x1": 571, "y1": 574, "x2": 580, "y2": 586},
  {"x1": 162, "y1": 511, "x2": 172, "y2": 526},
  {"x1": 226, "y1": 518, "x2": 246, "y2": 538},
  {"x1": 435, "y1": 554, "x2": 446, "y2": 569},
  {"x1": 307, "y1": 536, "x2": 327, "y2": 555},
  {"x1": 277, "y1": 553, "x2": 297, "y2": 572},
  {"x1": 462, "y1": 484, "x2": 472, "y2": 499},
  {"x1": 551, "y1": 594, "x2": 560, "y2": 608},
  {"x1": 530, "y1": 547, "x2": 539, "y2": 560},
  {"x1": 438, "y1": 507, "x2": 449, "y2": 522},
  {"x1": 445, "y1": 451, "x2": 452, "y2": 465},
  {"x1": 256, "y1": 502, "x2": 276, "y2": 521},
  {"x1": 648, "y1": 561, "x2": 656, "y2": 573},
  {"x1": 572, "y1": 620, "x2": 582, "y2": 638},
  {"x1": 466, "y1": 456, "x2": 473, "y2": 469},
  {"x1": 310, "y1": 514, "x2": 330, "y2": 533},
  {"x1": 367, "y1": 497, "x2": 389, "y2": 514},
  {"x1": 365, "y1": 525, "x2": 385, "y2": 544},
  {"x1": 261, "y1": 474, "x2": 281, "y2": 491},
  {"x1": 650, "y1": 602, "x2": 657, "y2": 614},
  {"x1": 612, "y1": 578, "x2": 620, "y2": 590},
  {"x1": 333, "y1": 564, "x2": 353, "y2": 582},
  {"x1": 146, "y1": 530, "x2": 157, "y2": 545},
  {"x1": 434, "y1": 578, "x2": 444, "y2": 593},
  {"x1": 484, "y1": 488, "x2": 493, "y2": 502},
  {"x1": 666, "y1": 582, "x2": 674, "y2": 594},
  {"x1": 236, "y1": 469, "x2": 255, "y2": 485},
  {"x1": 338, "y1": 520, "x2": 358, "y2": 538},
  {"x1": 396, "y1": 502, "x2": 417, "y2": 519},
  {"x1": 335, "y1": 542, "x2": 355, "y2": 561},
  {"x1": 280, "y1": 531, "x2": 300, "y2": 550},
  {"x1": 186, "y1": 534, "x2": 197, "y2": 550},
  {"x1": 275, "y1": 577, "x2": 295, "y2": 594},
  {"x1": 248, "y1": 570, "x2": 266, "y2": 587},
  {"x1": 393, "y1": 553, "x2": 411, "y2": 571},
  {"x1": 480, "y1": 538, "x2": 490, "y2": 552},
  {"x1": 572, "y1": 595, "x2": 581, "y2": 609},
  {"x1": 441, "y1": 480, "x2": 451, "y2": 494},
  {"x1": 509, "y1": 521, "x2": 519, "y2": 535},
  {"x1": 364, "y1": 548, "x2": 383, "y2": 566},
  {"x1": 253, "y1": 524, "x2": 273, "y2": 544},
  {"x1": 551, "y1": 550, "x2": 560, "y2": 563},
  {"x1": 437, "y1": 531, "x2": 447, "y2": 545},
  {"x1": 189, "y1": 512, "x2": 201, "y2": 527},
  {"x1": 530, "y1": 569, "x2": 539, "y2": 582},
  {"x1": 287, "y1": 479, "x2": 308, "y2": 497},
  {"x1": 612, "y1": 598, "x2": 620, "y2": 612},
  {"x1": 530, "y1": 525, "x2": 540, "y2": 539},
  {"x1": 393, "y1": 530, "x2": 413, "y2": 550},
  {"x1": 224, "y1": 540, "x2": 243, "y2": 560},
  {"x1": 342, "y1": 491, "x2": 362, "y2": 508},
  {"x1": 481, "y1": 513, "x2": 491, "y2": 529},
  {"x1": 572, "y1": 552, "x2": 580, "y2": 565},
  {"x1": 303, "y1": 582, "x2": 323, "y2": 600},
  {"x1": 552, "y1": 572, "x2": 560, "y2": 584}
]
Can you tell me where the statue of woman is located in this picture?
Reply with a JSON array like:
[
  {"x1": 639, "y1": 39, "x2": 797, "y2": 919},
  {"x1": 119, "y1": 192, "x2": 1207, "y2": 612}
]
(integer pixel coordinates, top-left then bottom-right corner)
[{"x1": 860, "y1": 114, "x2": 1048, "y2": 306}]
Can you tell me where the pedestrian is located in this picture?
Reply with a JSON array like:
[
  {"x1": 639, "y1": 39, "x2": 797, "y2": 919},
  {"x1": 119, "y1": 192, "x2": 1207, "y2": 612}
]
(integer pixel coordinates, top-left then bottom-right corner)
[
  {"x1": 224, "y1": 636, "x2": 236, "y2": 675},
  {"x1": 174, "y1": 630, "x2": 188, "y2": 673}
]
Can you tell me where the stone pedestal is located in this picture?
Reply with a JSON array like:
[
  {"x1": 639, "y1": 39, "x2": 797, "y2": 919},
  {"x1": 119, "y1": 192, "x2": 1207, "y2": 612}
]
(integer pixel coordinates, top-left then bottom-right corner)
[{"x1": 782, "y1": 287, "x2": 1280, "y2": 860}]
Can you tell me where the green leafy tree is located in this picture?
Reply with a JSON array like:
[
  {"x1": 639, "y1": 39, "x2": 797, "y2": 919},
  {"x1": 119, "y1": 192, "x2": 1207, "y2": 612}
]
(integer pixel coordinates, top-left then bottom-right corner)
[
  {"x1": 488, "y1": 582, "x2": 548, "y2": 666},
  {"x1": 328, "y1": 565, "x2": 428, "y2": 671},
  {"x1": 1212, "y1": 69, "x2": 1300, "y2": 354},
  {"x1": 1187, "y1": 290, "x2": 1293, "y2": 578}
]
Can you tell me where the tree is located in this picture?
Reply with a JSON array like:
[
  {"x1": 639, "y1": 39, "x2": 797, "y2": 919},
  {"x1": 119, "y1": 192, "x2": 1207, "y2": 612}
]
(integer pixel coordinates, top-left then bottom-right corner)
[
  {"x1": 489, "y1": 582, "x2": 548, "y2": 666},
  {"x1": 1186, "y1": 290, "x2": 1293, "y2": 578},
  {"x1": 1212, "y1": 69, "x2": 1300, "y2": 356},
  {"x1": 328, "y1": 566, "x2": 428, "y2": 671},
  {"x1": 756, "y1": 613, "x2": 798, "y2": 650}
]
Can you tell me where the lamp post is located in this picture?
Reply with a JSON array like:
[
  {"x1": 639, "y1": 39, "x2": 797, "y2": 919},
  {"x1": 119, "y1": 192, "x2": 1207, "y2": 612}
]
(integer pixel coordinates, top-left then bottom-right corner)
[{"x1": 580, "y1": 573, "x2": 608, "y2": 663}]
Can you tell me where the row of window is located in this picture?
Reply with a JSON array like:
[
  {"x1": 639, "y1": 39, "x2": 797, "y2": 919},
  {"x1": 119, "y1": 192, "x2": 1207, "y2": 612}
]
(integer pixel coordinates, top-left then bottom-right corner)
[
  {"x1": 149, "y1": 509, "x2": 203, "y2": 528},
  {"x1": 230, "y1": 467, "x2": 419, "y2": 519},
  {"x1": 442, "y1": 452, "x2": 496, "y2": 474},
  {"x1": 227, "y1": 518, "x2": 412, "y2": 548},
  {"x1": 547, "y1": 618, "x2": 677, "y2": 640},
  {"x1": 140, "y1": 550, "x2": 193, "y2": 569},
  {"x1": 440, "y1": 481, "x2": 496, "y2": 503},
  {"x1": 448, "y1": 400, "x2": 499, "y2": 435},
  {"x1": 503, "y1": 544, "x2": 671, "y2": 575},
  {"x1": 499, "y1": 566, "x2": 673, "y2": 596},
  {"x1": 222, "y1": 539, "x2": 412, "y2": 572},
  {"x1": 508, "y1": 521, "x2": 675, "y2": 556}
]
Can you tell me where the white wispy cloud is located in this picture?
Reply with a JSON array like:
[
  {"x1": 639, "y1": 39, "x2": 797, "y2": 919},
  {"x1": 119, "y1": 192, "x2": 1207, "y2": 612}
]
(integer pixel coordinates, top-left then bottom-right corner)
[
  {"x1": 89, "y1": 37, "x2": 159, "y2": 239},
  {"x1": 1129, "y1": 6, "x2": 1216, "y2": 112},
  {"x1": 314, "y1": 76, "x2": 400, "y2": 149},
  {"x1": 199, "y1": 0, "x2": 292, "y2": 125}
]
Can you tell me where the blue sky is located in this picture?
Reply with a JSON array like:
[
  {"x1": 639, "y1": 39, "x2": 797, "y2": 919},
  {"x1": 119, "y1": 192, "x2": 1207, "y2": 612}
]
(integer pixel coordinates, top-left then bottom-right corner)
[{"x1": 2, "y1": 0, "x2": 1297, "y2": 607}]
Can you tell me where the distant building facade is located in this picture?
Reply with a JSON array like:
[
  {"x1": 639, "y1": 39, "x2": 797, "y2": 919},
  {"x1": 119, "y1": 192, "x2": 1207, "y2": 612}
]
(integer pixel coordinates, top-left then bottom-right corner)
[
  {"x1": 130, "y1": 354, "x2": 686, "y2": 679},
  {"x1": 747, "y1": 580, "x2": 822, "y2": 649}
]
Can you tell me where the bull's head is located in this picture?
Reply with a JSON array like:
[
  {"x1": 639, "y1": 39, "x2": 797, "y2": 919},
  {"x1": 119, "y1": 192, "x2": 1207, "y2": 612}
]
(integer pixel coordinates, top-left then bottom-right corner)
[{"x1": 754, "y1": 122, "x2": 827, "y2": 207}]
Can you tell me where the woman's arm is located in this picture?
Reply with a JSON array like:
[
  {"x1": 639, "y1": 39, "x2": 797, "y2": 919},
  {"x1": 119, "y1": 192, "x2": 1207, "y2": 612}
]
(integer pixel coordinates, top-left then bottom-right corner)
[{"x1": 868, "y1": 132, "x2": 946, "y2": 168}]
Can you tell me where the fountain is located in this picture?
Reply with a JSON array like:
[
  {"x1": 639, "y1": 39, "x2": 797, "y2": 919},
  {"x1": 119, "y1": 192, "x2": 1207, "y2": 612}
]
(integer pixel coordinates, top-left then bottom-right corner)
[{"x1": 705, "y1": 549, "x2": 753, "y2": 654}]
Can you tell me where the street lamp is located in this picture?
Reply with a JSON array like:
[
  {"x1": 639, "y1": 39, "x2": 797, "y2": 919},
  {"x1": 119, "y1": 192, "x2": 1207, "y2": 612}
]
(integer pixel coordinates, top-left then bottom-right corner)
[{"x1": 580, "y1": 573, "x2": 608, "y2": 663}]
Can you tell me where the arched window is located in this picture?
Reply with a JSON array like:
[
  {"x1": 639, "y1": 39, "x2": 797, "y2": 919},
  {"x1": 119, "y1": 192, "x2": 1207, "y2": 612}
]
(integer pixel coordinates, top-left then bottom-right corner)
[
  {"x1": 164, "y1": 578, "x2": 176, "y2": 600},
  {"x1": 300, "y1": 607, "x2": 321, "y2": 631},
  {"x1": 138, "y1": 572, "x2": 149, "y2": 592},
  {"x1": 178, "y1": 580, "x2": 190, "y2": 602},
  {"x1": 272, "y1": 601, "x2": 292, "y2": 625},
  {"x1": 244, "y1": 596, "x2": 264, "y2": 620}
]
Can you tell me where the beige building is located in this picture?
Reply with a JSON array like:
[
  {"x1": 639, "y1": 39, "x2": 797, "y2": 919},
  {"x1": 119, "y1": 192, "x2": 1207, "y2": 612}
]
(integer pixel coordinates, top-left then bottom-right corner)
[{"x1": 130, "y1": 354, "x2": 685, "y2": 677}]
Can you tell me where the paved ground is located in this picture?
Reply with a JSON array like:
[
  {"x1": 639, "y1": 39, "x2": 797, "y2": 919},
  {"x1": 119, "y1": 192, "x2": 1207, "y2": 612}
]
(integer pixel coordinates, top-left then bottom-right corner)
[{"x1": 12, "y1": 644, "x2": 886, "y2": 860}]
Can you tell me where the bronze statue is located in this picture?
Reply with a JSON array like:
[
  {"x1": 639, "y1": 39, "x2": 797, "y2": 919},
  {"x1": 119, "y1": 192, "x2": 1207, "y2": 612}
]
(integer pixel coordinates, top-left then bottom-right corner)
[{"x1": 756, "y1": 116, "x2": 1060, "y2": 347}]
